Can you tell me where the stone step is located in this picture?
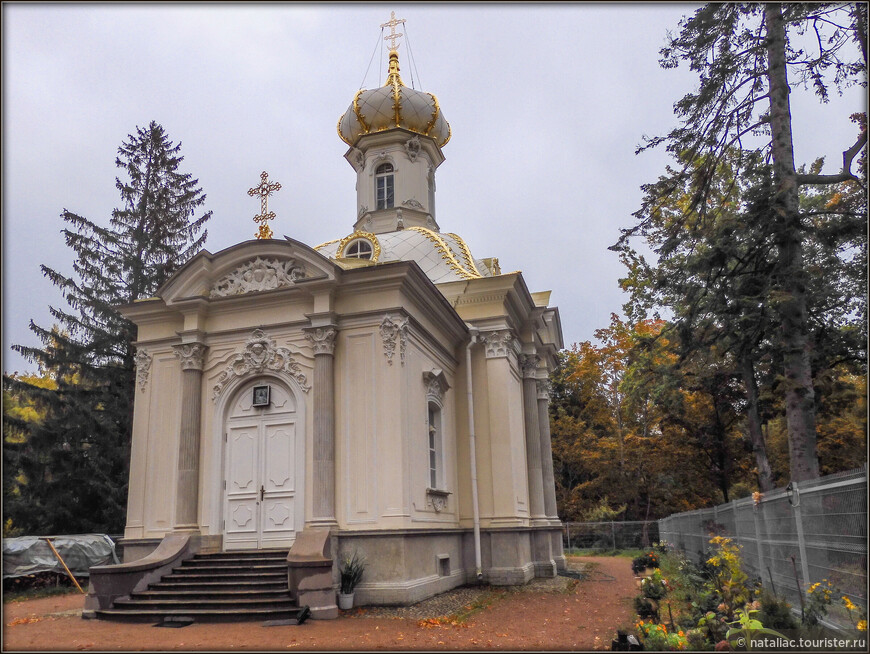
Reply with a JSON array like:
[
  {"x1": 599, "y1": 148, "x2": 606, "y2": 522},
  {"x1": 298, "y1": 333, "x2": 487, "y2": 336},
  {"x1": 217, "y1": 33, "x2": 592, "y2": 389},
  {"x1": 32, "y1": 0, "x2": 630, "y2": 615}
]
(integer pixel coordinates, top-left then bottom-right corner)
[
  {"x1": 181, "y1": 557, "x2": 287, "y2": 567},
  {"x1": 149, "y1": 580, "x2": 287, "y2": 591},
  {"x1": 166, "y1": 569, "x2": 286, "y2": 580},
  {"x1": 172, "y1": 564, "x2": 286, "y2": 575},
  {"x1": 193, "y1": 550, "x2": 289, "y2": 560},
  {"x1": 114, "y1": 597, "x2": 295, "y2": 611},
  {"x1": 133, "y1": 588, "x2": 291, "y2": 600},
  {"x1": 173, "y1": 561, "x2": 287, "y2": 572},
  {"x1": 93, "y1": 605, "x2": 311, "y2": 624}
]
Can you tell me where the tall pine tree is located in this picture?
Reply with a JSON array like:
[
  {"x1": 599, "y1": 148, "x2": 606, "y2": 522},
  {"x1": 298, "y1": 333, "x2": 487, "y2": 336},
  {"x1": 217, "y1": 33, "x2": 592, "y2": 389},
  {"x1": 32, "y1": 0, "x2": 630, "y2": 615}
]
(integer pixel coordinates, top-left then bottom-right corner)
[
  {"x1": 4, "y1": 122, "x2": 211, "y2": 534},
  {"x1": 616, "y1": 3, "x2": 866, "y2": 482}
]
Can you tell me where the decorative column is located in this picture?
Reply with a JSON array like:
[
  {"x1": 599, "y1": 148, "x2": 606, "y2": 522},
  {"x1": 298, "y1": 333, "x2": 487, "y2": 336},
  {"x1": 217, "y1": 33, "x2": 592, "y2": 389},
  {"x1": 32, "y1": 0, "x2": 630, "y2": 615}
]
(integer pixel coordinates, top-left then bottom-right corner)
[
  {"x1": 172, "y1": 342, "x2": 207, "y2": 531},
  {"x1": 304, "y1": 326, "x2": 338, "y2": 526},
  {"x1": 520, "y1": 354, "x2": 546, "y2": 523},
  {"x1": 538, "y1": 378, "x2": 565, "y2": 572},
  {"x1": 480, "y1": 329, "x2": 523, "y2": 526},
  {"x1": 536, "y1": 379, "x2": 559, "y2": 520}
]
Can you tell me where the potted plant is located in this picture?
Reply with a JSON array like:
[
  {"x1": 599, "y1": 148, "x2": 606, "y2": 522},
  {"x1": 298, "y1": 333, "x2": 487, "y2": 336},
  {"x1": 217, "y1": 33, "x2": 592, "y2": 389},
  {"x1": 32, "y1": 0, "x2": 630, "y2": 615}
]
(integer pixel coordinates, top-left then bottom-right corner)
[{"x1": 338, "y1": 551, "x2": 366, "y2": 610}]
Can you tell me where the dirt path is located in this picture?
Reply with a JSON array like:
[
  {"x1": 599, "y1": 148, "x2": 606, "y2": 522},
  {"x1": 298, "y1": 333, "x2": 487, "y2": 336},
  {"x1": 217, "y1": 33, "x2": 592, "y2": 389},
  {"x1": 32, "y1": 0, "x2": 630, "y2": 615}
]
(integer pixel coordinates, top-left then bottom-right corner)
[{"x1": 2, "y1": 557, "x2": 638, "y2": 651}]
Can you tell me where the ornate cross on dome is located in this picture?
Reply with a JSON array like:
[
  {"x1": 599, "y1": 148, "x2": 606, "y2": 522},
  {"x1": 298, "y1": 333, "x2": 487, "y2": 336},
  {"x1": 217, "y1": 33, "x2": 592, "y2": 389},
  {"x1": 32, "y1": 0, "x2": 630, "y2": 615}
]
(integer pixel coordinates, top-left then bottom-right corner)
[
  {"x1": 248, "y1": 170, "x2": 282, "y2": 240},
  {"x1": 381, "y1": 11, "x2": 405, "y2": 51}
]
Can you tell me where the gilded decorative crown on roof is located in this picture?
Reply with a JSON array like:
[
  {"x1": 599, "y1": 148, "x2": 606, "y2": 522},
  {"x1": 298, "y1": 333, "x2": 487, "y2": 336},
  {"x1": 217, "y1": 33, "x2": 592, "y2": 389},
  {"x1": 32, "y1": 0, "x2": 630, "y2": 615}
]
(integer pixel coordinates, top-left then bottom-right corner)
[{"x1": 337, "y1": 49, "x2": 451, "y2": 148}]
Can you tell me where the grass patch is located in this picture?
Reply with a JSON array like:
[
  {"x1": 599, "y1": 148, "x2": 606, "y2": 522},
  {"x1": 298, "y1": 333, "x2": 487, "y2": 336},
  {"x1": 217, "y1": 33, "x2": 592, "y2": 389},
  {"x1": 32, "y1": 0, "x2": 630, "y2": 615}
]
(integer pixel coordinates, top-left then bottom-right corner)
[
  {"x1": 454, "y1": 590, "x2": 501, "y2": 621},
  {"x1": 565, "y1": 548, "x2": 646, "y2": 558},
  {"x1": 3, "y1": 584, "x2": 86, "y2": 603}
]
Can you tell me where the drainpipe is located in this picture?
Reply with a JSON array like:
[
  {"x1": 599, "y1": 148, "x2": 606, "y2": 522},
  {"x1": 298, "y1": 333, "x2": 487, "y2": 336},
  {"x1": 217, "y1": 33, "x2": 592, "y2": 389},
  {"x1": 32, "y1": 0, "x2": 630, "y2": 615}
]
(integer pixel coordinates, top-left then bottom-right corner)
[{"x1": 465, "y1": 325, "x2": 483, "y2": 581}]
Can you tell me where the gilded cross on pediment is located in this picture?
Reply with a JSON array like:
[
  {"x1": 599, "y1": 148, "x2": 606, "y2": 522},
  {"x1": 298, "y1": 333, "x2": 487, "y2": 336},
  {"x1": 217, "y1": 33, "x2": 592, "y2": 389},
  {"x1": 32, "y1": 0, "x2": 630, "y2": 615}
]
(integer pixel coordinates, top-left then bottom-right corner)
[
  {"x1": 381, "y1": 11, "x2": 406, "y2": 51},
  {"x1": 248, "y1": 171, "x2": 282, "y2": 240}
]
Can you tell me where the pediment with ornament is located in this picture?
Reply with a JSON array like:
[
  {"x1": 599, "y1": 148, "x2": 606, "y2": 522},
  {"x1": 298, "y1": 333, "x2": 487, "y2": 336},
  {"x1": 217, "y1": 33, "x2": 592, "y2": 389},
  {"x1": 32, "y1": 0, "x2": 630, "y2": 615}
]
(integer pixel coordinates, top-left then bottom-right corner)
[
  {"x1": 210, "y1": 256, "x2": 306, "y2": 298},
  {"x1": 155, "y1": 239, "x2": 339, "y2": 305}
]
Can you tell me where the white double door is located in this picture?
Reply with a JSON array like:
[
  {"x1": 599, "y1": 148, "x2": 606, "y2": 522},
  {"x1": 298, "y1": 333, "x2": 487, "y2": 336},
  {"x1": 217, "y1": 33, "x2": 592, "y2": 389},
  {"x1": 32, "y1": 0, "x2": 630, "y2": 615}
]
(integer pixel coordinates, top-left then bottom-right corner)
[{"x1": 223, "y1": 387, "x2": 301, "y2": 550}]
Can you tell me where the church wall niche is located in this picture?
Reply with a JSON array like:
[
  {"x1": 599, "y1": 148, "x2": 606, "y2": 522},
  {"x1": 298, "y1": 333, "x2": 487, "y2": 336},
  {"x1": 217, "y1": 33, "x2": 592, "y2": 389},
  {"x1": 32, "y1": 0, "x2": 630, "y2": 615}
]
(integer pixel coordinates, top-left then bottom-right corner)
[{"x1": 142, "y1": 352, "x2": 181, "y2": 536}]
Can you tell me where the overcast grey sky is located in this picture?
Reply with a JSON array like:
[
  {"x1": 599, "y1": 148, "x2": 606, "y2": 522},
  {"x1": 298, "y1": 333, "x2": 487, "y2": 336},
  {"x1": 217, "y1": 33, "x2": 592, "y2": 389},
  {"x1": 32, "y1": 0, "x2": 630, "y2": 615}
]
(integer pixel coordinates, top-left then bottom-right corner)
[{"x1": 3, "y1": 3, "x2": 865, "y2": 374}]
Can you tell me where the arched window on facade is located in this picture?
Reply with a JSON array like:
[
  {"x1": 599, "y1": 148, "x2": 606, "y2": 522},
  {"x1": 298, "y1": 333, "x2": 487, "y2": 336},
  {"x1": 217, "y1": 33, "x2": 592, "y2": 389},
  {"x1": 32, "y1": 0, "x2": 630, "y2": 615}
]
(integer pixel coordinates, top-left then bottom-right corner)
[{"x1": 375, "y1": 163, "x2": 394, "y2": 210}]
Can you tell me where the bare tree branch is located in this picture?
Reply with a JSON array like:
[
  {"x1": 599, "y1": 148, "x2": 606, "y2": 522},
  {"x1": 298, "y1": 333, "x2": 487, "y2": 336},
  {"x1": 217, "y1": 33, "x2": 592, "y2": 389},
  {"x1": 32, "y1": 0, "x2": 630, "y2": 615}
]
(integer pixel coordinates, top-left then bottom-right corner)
[{"x1": 796, "y1": 130, "x2": 868, "y2": 184}]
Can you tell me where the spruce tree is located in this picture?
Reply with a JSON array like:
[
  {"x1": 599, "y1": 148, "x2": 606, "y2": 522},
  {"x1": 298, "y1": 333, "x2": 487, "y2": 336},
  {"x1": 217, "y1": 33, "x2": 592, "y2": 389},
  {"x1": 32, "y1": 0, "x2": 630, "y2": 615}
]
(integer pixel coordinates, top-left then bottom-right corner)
[{"x1": 4, "y1": 121, "x2": 211, "y2": 535}]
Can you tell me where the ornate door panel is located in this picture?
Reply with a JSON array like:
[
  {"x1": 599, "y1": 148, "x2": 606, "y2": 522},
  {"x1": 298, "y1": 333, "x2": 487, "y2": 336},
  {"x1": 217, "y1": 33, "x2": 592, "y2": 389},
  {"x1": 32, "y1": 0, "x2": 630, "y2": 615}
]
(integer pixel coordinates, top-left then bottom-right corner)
[
  {"x1": 223, "y1": 381, "x2": 301, "y2": 550},
  {"x1": 259, "y1": 422, "x2": 297, "y2": 547},
  {"x1": 224, "y1": 423, "x2": 260, "y2": 549}
]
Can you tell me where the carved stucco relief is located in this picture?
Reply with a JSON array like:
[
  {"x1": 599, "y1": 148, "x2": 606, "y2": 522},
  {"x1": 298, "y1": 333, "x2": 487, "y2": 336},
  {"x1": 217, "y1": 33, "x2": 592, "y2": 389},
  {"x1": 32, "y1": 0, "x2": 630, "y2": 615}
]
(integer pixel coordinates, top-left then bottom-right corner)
[
  {"x1": 427, "y1": 489, "x2": 450, "y2": 513},
  {"x1": 304, "y1": 326, "x2": 337, "y2": 356},
  {"x1": 537, "y1": 379, "x2": 551, "y2": 401},
  {"x1": 481, "y1": 329, "x2": 517, "y2": 359},
  {"x1": 423, "y1": 369, "x2": 449, "y2": 404},
  {"x1": 402, "y1": 198, "x2": 424, "y2": 210},
  {"x1": 519, "y1": 354, "x2": 541, "y2": 379},
  {"x1": 173, "y1": 343, "x2": 207, "y2": 371},
  {"x1": 404, "y1": 135, "x2": 421, "y2": 162},
  {"x1": 134, "y1": 349, "x2": 152, "y2": 390},
  {"x1": 379, "y1": 314, "x2": 409, "y2": 366},
  {"x1": 212, "y1": 329, "x2": 310, "y2": 401},
  {"x1": 210, "y1": 257, "x2": 306, "y2": 298}
]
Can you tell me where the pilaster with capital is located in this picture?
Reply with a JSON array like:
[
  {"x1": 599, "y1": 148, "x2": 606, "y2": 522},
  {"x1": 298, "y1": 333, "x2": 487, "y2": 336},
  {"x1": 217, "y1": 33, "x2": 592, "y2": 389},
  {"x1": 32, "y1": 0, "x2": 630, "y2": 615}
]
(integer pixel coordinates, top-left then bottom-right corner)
[
  {"x1": 519, "y1": 354, "x2": 546, "y2": 523},
  {"x1": 304, "y1": 326, "x2": 338, "y2": 525},
  {"x1": 536, "y1": 379, "x2": 559, "y2": 521},
  {"x1": 172, "y1": 342, "x2": 208, "y2": 530},
  {"x1": 481, "y1": 329, "x2": 517, "y2": 360}
]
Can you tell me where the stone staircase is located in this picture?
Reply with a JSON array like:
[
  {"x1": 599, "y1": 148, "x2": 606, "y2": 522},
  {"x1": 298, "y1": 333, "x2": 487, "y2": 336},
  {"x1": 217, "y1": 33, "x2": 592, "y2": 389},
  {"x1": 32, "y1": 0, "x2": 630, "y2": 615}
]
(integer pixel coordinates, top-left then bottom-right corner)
[{"x1": 93, "y1": 549, "x2": 311, "y2": 623}]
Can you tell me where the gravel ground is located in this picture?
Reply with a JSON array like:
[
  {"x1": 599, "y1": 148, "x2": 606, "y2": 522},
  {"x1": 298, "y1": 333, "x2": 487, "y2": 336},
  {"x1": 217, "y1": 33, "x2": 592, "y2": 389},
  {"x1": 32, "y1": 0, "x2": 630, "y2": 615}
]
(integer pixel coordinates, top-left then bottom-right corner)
[
  {"x1": 347, "y1": 562, "x2": 588, "y2": 620},
  {"x1": 4, "y1": 557, "x2": 638, "y2": 651}
]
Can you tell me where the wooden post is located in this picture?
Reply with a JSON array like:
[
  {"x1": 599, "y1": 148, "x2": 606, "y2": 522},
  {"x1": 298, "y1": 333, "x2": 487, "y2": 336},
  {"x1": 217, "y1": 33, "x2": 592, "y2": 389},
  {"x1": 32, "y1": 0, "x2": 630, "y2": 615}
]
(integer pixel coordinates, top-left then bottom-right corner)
[{"x1": 40, "y1": 538, "x2": 84, "y2": 594}]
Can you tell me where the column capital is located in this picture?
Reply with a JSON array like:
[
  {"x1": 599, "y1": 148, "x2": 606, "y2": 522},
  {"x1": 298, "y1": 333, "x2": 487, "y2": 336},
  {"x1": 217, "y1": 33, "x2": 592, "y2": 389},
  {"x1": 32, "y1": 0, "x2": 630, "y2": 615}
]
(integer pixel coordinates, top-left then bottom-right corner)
[
  {"x1": 379, "y1": 314, "x2": 409, "y2": 366},
  {"x1": 519, "y1": 353, "x2": 541, "y2": 379},
  {"x1": 536, "y1": 379, "x2": 551, "y2": 401},
  {"x1": 173, "y1": 342, "x2": 207, "y2": 371},
  {"x1": 480, "y1": 329, "x2": 517, "y2": 359},
  {"x1": 304, "y1": 325, "x2": 337, "y2": 356}
]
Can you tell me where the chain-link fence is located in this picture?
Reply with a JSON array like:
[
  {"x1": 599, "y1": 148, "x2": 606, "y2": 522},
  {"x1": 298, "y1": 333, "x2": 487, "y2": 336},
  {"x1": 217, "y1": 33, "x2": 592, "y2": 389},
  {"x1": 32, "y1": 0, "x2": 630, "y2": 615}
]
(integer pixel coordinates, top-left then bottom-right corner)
[
  {"x1": 659, "y1": 466, "x2": 867, "y2": 629},
  {"x1": 562, "y1": 520, "x2": 659, "y2": 552}
]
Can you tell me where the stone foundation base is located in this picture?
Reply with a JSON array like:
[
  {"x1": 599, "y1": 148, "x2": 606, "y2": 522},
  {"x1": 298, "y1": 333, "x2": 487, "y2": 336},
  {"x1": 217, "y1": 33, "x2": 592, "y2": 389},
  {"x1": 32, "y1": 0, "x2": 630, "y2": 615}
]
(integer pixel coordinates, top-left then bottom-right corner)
[{"x1": 336, "y1": 524, "x2": 563, "y2": 606}]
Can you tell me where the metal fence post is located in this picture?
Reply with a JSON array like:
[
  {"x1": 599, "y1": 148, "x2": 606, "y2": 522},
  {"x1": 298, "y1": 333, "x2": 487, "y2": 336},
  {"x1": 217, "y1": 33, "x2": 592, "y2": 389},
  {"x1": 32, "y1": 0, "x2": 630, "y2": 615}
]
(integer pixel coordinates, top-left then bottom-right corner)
[
  {"x1": 753, "y1": 501, "x2": 765, "y2": 580},
  {"x1": 791, "y1": 481, "x2": 812, "y2": 592},
  {"x1": 611, "y1": 521, "x2": 617, "y2": 550},
  {"x1": 732, "y1": 500, "x2": 740, "y2": 544}
]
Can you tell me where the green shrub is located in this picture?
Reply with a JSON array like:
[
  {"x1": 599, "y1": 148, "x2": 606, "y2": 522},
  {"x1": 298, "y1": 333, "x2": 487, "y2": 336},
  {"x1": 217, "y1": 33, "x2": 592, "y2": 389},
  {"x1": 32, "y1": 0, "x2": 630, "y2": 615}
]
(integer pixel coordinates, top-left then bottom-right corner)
[
  {"x1": 632, "y1": 551, "x2": 660, "y2": 574},
  {"x1": 339, "y1": 551, "x2": 366, "y2": 595},
  {"x1": 635, "y1": 595, "x2": 658, "y2": 621},
  {"x1": 758, "y1": 589, "x2": 798, "y2": 631}
]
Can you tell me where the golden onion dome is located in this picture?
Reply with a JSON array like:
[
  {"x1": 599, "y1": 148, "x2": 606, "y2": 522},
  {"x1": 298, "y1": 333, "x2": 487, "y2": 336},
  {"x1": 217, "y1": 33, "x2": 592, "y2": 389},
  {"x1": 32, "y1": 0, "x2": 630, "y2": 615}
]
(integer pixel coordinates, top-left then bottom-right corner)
[{"x1": 337, "y1": 50, "x2": 451, "y2": 148}]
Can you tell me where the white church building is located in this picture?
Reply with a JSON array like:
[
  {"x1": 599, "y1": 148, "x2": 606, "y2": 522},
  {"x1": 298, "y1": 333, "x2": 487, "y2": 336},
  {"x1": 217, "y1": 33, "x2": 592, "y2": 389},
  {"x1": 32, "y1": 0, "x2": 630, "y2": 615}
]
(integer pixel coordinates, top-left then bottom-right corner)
[{"x1": 88, "y1": 18, "x2": 565, "y2": 620}]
